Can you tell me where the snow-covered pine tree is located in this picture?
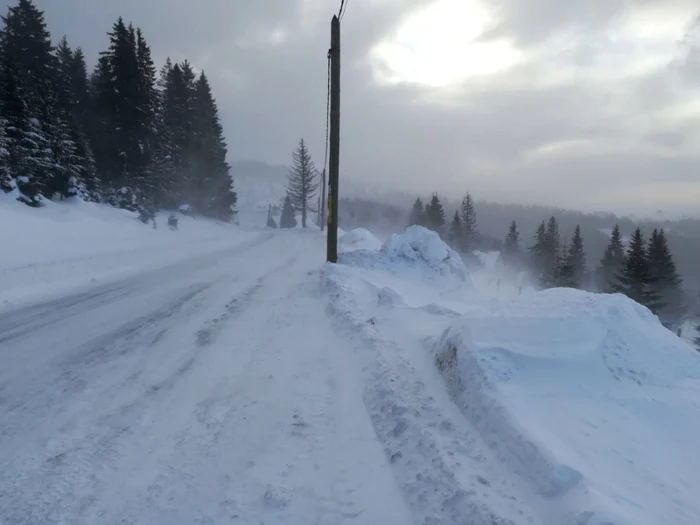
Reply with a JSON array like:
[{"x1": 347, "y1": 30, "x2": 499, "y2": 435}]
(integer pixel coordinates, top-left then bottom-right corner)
[
  {"x1": 460, "y1": 193, "x2": 477, "y2": 252},
  {"x1": 0, "y1": 0, "x2": 58, "y2": 204},
  {"x1": 0, "y1": 116, "x2": 12, "y2": 192},
  {"x1": 529, "y1": 221, "x2": 548, "y2": 288},
  {"x1": 448, "y1": 211, "x2": 463, "y2": 250},
  {"x1": 280, "y1": 194, "x2": 297, "y2": 229},
  {"x1": 614, "y1": 227, "x2": 664, "y2": 313},
  {"x1": 568, "y1": 225, "x2": 586, "y2": 289},
  {"x1": 48, "y1": 35, "x2": 92, "y2": 200},
  {"x1": 408, "y1": 197, "x2": 425, "y2": 227},
  {"x1": 93, "y1": 18, "x2": 144, "y2": 208},
  {"x1": 648, "y1": 228, "x2": 686, "y2": 327},
  {"x1": 599, "y1": 224, "x2": 625, "y2": 292},
  {"x1": 132, "y1": 27, "x2": 159, "y2": 208},
  {"x1": 425, "y1": 193, "x2": 446, "y2": 233},
  {"x1": 503, "y1": 220, "x2": 521, "y2": 273},
  {"x1": 190, "y1": 71, "x2": 236, "y2": 220},
  {"x1": 287, "y1": 139, "x2": 318, "y2": 228}
]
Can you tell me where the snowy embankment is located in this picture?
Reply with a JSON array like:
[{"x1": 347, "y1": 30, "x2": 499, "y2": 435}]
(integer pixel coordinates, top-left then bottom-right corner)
[
  {"x1": 0, "y1": 196, "x2": 258, "y2": 311},
  {"x1": 322, "y1": 226, "x2": 700, "y2": 525}
]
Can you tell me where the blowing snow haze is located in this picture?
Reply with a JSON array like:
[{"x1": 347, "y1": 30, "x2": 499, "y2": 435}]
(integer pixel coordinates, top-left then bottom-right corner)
[{"x1": 24, "y1": 0, "x2": 700, "y2": 218}]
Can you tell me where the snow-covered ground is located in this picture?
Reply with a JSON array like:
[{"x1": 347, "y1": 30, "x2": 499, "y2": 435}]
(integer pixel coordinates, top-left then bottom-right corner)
[
  {"x1": 323, "y1": 226, "x2": 700, "y2": 525},
  {"x1": 2, "y1": 199, "x2": 699, "y2": 525},
  {"x1": 0, "y1": 200, "x2": 411, "y2": 524}
]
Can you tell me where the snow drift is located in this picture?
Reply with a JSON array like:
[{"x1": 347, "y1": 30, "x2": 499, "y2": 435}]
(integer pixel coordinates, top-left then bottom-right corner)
[
  {"x1": 434, "y1": 288, "x2": 700, "y2": 525},
  {"x1": 0, "y1": 196, "x2": 257, "y2": 311},
  {"x1": 338, "y1": 228, "x2": 382, "y2": 252},
  {"x1": 340, "y1": 226, "x2": 471, "y2": 285}
]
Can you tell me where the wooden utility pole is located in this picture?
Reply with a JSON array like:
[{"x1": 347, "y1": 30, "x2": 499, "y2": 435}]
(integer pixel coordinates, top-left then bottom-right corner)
[
  {"x1": 327, "y1": 15, "x2": 341, "y2": 263},
  {"x1": 320, "y1": 169, "x2": 327, "y2": 232}
]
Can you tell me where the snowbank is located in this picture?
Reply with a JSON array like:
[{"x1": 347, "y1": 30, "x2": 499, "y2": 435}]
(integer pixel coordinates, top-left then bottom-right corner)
[
  {"x1": 340, "y1": 226, "x2": 471, "y2": 286},
  {"x1": 338, "y1": 228, "x2": 382, "y2": 252},
  {"x1": 434, "y1": 288, "x2": 700, "y2": 525},
  {"x1": 0, "y1": 197, "x2": 257, "y2": 310}
]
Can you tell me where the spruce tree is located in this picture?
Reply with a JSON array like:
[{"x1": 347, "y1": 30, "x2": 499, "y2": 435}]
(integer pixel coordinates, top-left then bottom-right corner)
[
  {"x1": 542, "y1": 216, "x2": 561, "y2": 288},
  {"x1": 503, "y1": 220, "x2": 521, "y2": 272},
  {"x1": 280, "y1": 194, "x2": 297, "y2": 229},
  {"x1": 425, "y1": 193, "x2": 446, "y2": 233},
  {"x1": 0, "y1": 0, "x2": 58, "y2": 203},
  {"x1": 529, "y1": 221, "x2": 548, "y2": 288},
  {"x1": 557, "y1": 238, "x2": 576, "y2": 288},
  {"x1": 568, "y1": 225, "x2": 586, "y2": 289},
  {"x1": 93, "y1": 17, "x2": 145, "y2": 208},
  {"x1": 448, "y1": 211, "x2": 463, "y2": 250},
  {"x1": 191, "y1": 71, "x2": 236, "y2": 220},
  {"x1": 599, "y1": 224, "x2": 625, "y2": 292},
  {"x1": 408, "y1": 197, "x2": 425, "y2": 227},
  {"x1": 648, "y1": 228, "x2": 686, "y2": 327},
  {"x1": 287, "y1": 139, "x2": 318, "y2": 228},
  {"x1": 614, "y1": 227, "x2": 664, "y2": 312},
  {"x1": 460, "y1": 193, "x2": 477, "y2": 251},
  {"x1": 0, "y1": 116, "x2": 12, "y2": 192}
]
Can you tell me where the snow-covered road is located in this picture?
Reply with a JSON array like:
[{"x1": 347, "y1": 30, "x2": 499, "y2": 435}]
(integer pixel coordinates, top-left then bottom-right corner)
[{"x1": 0, "y1": 231, "x2": 410, "y2": 525}]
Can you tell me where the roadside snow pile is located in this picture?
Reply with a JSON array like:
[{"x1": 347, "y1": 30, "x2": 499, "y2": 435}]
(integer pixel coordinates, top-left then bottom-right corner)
[
  {"x1": 434, "y1": 288, "x2": 700, "y2": 525},
  {"x1": 338, "y1": 228, "x2": 382, "y2": 252},
  {"x1": 341, "y1": 226, "x2": 471, "y2": 284}
]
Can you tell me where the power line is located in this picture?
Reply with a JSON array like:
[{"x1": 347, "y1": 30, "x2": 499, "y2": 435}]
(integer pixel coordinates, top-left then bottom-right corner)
[
  {"x1": 324, "y1": 49, "x2": 331, "y2": 183},
  {"x1": 338, "y1": 0, "x2": 349, "y2": 20}
]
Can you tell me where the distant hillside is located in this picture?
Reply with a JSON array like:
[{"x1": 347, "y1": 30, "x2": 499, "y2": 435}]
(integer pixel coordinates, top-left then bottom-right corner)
[{"x1": 232, "y1": 160, "x2": 700, "y2": 299}]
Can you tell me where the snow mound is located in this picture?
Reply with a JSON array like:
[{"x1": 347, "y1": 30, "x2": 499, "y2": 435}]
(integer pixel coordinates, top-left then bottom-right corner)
[
  {"x1": 434, "y1": 288, "x2": 700, "y2": 525},
  {"x1": 340, "y1": 226, "x2": 471, "y2": 286},
  {"x1": 377, "y1": 286, "x2": 406, "y2": 307},
  {"x1": 339, "y1": 228, "x2": 382, "y2": 252}
]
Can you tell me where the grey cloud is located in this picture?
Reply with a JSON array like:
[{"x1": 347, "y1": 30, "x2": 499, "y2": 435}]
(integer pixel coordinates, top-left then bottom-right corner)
[{"x1": 15, "y1": 0, "x2": 700, "y2": 214}]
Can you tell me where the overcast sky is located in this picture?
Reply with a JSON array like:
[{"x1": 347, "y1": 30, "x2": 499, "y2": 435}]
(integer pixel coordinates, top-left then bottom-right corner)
[{"x1": 16, "y1": 0, "x2": 700, "y2": 216}]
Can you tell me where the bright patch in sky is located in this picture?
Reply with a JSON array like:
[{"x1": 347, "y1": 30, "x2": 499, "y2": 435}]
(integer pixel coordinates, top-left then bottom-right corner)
[{"x1": 372, "y1": 0, "x2": 521, "y2": 86}]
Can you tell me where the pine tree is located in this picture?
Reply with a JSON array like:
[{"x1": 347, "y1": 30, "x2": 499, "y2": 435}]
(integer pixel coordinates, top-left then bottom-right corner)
[
  {"x1": 0, "y1": 116, "x2": 12, "y2": 192},
  {"x1": 0, "y1": 0, "x2": 58, "y2": 204},
  {"x1": 408, "y1": 197, "x2": 425, "y2": 227},
  {"x1": 425, "y1": 193, "x2": 446, "y2": 233},
  {"x1": 542, "y1": 217, "x2": 561, "y2": 288},
  {"x1": 448, "y1": 211, "x2": 463, "y2": 249},
  {"x1": 614, "y1": 228, "x2": 664, "y2": 312},
  {"x1": 568, "y1": 225, "x2": 586, "y2": 289},
  {"x1": 599, "y1": 224, "x2": 625, "y2": 292},
  {"x1": 280, "y1": 194, "x2": 297, "y2": 229},
  {"x1": 460, "y1": 193, "x2": 477, "y2": 251},
  {"x1": 93, "y1": 17, "x2": 145, "y2": 208},
  {"x1": 503, "y1": 220, "x2": 521, "y2": 270},
  {"x1": 529, "y1": 221, "x2": 548, "y2": 288},
  {"x1": 648, "y1": 229, "x2": 686, "y2": 327},
  {"x1": 190, "y1": 71, "x2": 236, "y2": 220},
  {"x1": 287, "y1": 139, "x2": 317, "y2": 228},
  {"x1": 557, "y1": 238, "x2": 576, "y2": 288}
]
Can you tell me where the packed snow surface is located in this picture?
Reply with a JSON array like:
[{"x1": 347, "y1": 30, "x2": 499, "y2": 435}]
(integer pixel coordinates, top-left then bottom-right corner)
[
  {"x1": 323, "y1": 225, "x2": 700, "y2": 525},
  {"x1": 3, "y1": 200, "x2": 698, "y2": 525}
]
